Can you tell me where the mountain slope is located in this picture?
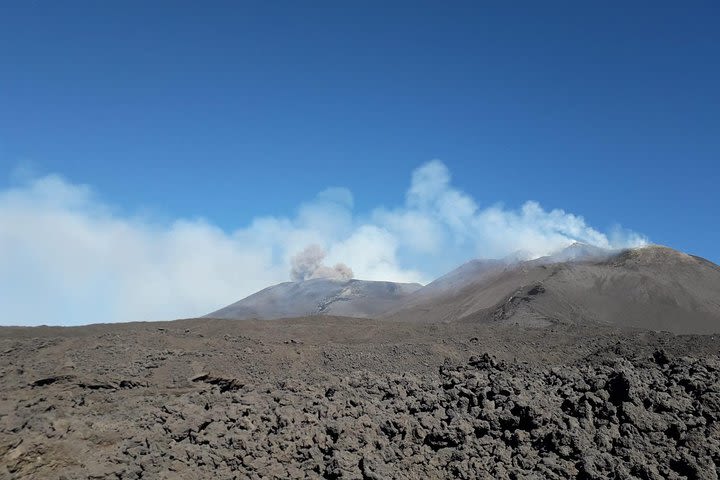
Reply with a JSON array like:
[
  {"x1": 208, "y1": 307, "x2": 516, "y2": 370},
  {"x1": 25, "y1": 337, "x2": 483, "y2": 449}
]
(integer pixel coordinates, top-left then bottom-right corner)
[
  {"x1": 206, "y1": 278, "x2": 423, "y2": 320},
  {"x1": 382, "y1": 243, "x2": 614, "y2": 321},
  {"x1": 385, "y1": 246, "x2": 720, "y2": 334}
]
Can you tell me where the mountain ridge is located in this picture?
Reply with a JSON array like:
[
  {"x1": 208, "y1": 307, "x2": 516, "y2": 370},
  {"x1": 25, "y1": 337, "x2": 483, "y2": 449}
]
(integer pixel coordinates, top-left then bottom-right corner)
[{"x1": 207, "y1": 244, "x2": 720, "y2": 334}]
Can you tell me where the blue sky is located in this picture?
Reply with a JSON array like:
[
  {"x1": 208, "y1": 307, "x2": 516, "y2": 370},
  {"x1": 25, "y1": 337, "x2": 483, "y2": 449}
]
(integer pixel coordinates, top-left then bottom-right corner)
[{"x1": 1, "y1": 2, "x2": 719, "y2": 324}]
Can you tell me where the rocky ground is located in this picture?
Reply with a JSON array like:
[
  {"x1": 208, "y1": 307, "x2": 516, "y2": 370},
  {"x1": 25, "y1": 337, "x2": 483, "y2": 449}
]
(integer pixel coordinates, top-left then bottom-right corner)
[{"x1": 1, "y1": 317, "x2": 719, "y2": 479}]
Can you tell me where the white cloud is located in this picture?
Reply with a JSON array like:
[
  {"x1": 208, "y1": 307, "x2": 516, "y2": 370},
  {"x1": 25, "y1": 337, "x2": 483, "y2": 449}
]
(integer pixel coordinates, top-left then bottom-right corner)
[{"x1": 0, "y1": 160, "x2": 647, "y2": 326}]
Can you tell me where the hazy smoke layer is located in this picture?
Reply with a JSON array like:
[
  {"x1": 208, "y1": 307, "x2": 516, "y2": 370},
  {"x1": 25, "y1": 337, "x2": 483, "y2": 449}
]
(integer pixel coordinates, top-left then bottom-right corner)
[
  {"x1": 0, "y1": 159, "x2": 648, "y2": 325},
  {"x1": 290, "y1": 245, "x2": 354, "y2": 282}
]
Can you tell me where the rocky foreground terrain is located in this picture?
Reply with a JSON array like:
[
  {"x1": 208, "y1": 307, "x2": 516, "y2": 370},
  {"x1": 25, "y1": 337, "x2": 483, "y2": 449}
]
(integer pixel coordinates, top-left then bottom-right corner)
[{"x1": 1, "y1": 318, "x2": 719, "y2": 479}]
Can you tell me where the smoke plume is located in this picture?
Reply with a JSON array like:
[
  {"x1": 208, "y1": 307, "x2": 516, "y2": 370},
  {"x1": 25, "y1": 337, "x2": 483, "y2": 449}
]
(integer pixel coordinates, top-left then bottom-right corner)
[
  {"x1": 290, "y1": 245, "x2": 354, "y2": 282},
  {"x1": 0, "y1": 159, "x2": 648, "y2": 325}
]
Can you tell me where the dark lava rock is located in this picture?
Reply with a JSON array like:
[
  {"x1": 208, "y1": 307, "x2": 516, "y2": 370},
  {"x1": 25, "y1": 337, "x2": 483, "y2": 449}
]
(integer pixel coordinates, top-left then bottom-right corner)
[{"x1": 4, "y1": 351, "x2": 720, "y2": 479}]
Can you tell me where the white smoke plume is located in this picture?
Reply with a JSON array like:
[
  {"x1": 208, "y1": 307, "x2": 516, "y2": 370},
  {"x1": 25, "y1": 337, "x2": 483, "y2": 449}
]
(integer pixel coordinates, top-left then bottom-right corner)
[
  {"x1": 0, "y1": 159, "x2": 648, "y2": 325},
  {"x1": 290, "y1": 245, "x2": 354, "y2": 282}
]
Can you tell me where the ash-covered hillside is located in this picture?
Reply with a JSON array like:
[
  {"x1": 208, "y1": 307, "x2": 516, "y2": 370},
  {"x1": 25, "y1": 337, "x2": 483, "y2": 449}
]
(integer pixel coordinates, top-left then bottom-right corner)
[
  {"x1": 385, "y1": 245, "x2": 720, "y2": 334},
  {"x1": 209, "y1": 244, "x2": 720, "y2": 334},
  {"x1": 206, "y1": 278, "x2": 422, "y2": 321}
]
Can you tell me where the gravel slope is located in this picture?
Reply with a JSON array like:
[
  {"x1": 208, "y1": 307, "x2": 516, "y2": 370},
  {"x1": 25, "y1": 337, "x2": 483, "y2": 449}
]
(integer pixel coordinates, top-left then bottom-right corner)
[
  {"x1": 207, "y1": 279, "x2": 422, "y2": 320},
  {"x1": 386, "y1": 246, "x2": 720, "y2": 334}
]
